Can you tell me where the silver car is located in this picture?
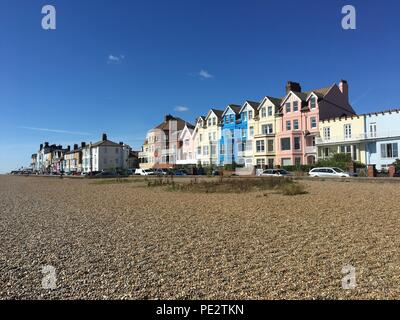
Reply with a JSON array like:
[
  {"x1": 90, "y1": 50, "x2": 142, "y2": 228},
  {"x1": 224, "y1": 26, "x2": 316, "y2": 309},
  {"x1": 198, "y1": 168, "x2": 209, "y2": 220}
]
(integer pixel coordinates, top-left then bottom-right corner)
[{"x1": 309, "y1": 167, "x2": 350, "y2": 178}]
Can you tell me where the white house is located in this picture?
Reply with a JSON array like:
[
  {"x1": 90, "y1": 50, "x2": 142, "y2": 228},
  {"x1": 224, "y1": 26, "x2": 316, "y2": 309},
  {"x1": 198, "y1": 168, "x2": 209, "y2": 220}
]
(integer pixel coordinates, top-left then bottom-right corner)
[{"x1": 82, "y1": 133, "x2": 129, "y2": 173}]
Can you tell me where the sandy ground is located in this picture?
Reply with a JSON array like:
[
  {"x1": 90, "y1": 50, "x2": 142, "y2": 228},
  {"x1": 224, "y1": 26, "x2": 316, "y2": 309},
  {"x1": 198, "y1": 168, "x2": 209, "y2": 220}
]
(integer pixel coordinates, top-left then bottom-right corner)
[{"x1": 1, "y1": 175, "x2": 400, "y2": 299}]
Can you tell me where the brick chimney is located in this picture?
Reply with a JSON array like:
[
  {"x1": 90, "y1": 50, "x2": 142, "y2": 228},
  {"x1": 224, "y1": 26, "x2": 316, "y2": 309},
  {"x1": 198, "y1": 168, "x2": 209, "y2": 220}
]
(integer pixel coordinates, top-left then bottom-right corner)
[
  {"x1": 339, "y1": 80, "x2": 349, "y2": 101},
  {"x1": 102, "y1": 133, "x2": 107, "y2": 141},
  {"x1": 164, "y1": 114, "x2": 174, "y2": 122},
  {"x1": 286, "y1": 81, "x2": 302, "y2": 94},
  {"x1": 74, "y1": 144, "x2": 78, "y2": 150},
  {"x1": 81, "y1": 142, "x2": 86, "y2": 148},
  {"x1": 67, "y1": 145, "x2": 71, "y2": 152}
]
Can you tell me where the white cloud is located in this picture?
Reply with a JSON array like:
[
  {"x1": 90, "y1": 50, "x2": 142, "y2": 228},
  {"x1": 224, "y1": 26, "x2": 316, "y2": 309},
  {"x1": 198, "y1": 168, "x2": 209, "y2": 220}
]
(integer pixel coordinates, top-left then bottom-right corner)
[
  {"x1": 174, "y1": 106, "x2": 189, "y2": 112},
  {"x1": 198, "y1": 69, "x2": 214, "y2": 79},
  {"x1": 107, "y1": 54, "x2": 125, "y2": 64},
  {"x1": 18, "y1": 126, "x2": 92, "y2": 136}
]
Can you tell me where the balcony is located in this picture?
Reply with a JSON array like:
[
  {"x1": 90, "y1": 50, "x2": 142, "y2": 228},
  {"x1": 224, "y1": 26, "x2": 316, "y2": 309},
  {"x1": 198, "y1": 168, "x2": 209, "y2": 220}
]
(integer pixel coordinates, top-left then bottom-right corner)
[{"x1": 305, "y1": 146, "x2": 317, "y2": 154}]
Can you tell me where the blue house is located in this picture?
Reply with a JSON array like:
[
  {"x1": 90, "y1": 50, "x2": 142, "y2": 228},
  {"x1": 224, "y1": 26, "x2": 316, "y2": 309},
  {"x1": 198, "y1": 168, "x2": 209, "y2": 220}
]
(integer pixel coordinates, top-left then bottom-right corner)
[
  {"x1": 364, "y1": 109, "x2": 400, "y2": 170},
  {"x1": 219, "y1": 104, "x2": 246, "y2": 166}
]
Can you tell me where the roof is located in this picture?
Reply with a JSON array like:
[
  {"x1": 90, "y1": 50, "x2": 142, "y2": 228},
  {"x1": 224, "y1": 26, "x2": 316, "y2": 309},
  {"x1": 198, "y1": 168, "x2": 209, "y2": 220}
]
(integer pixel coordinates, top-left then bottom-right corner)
[
  {"x1": 246, "y1": 101, "x2": 260, "y2": 109},
  {"x1": 91, "y1": 140, "x2": 122, "y2": 148},
  {"x1": 155, "y1": 115, "x2": 192, "y2": 131}
]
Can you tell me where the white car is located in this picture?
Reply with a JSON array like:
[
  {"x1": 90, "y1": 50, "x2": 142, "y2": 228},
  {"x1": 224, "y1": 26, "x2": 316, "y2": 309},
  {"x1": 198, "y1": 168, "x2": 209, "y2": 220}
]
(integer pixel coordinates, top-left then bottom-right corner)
[
  {"x1": 309, "y1": 167, "x2": 350, "y2": 178},
  {"x1": 134, "y1": 168, "x2": 154, "y2": 176},
  {"x1": 260, "y1": 169, "x2": 292, "y2": 177}
]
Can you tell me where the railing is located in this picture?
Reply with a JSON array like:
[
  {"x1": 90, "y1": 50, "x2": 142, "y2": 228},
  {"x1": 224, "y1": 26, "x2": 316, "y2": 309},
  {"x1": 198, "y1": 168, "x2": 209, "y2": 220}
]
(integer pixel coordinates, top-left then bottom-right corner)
[
  {"x1": 317, "y1": 131, "x2": 400, "y2": 145},
  {"x1": 305, "y1": 146, "x2": 317, "y2": 154}
]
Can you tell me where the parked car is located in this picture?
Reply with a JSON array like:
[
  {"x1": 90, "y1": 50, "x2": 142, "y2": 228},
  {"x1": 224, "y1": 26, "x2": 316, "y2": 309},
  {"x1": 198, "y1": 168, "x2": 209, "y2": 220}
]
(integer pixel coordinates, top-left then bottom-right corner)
[
  {"x1": 72, "y1": 172, "x2": 81, "y2": 176},
  {"x1": 154, "y1": 168, "x2": 169, "y2": 176},
  {"x1": 260, "y1": 169, "x2": 292, "y2": 177},
  {"x1": 174, "y1": 170, "x2": 188, "y2": 176},
  {"x1": 135, "y1": 168, "x2": 154, "y2": 176},
  {"x1": 394, "y1": 171, "x2": 400, "y2": 177},
  {"x1": 309, "y1": 167, "x2": 350, "y2": 178}
]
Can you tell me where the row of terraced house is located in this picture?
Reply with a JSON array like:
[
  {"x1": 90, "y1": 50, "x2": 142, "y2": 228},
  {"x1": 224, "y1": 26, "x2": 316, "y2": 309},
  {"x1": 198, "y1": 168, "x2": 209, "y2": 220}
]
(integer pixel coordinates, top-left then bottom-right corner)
[
  {"x1": 31, "y1": 134, "x2": 139, "y2": 174},
  {"x1": 138, "y1": 80, "x2": 400, "y2": 171}
]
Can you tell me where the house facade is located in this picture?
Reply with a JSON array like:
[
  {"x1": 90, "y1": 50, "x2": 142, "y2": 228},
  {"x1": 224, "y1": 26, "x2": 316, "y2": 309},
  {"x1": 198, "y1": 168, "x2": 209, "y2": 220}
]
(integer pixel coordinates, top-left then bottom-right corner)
[
  {"x1": 253, "y1": 96, "x2": 281, "y2": 168},
  {"x1": 64, "y1": 143, "x2": 84, "y2": 173},
  {"x1": 364, "y1": 109, "x2": 400, "y2": 170},
  {"x1": 219, "y1": 104, "x2": 243, "y2": 166},
  {"x1": 193, "y1": 109, "x2": 223, "y2": 166},
  {"x1": 176, "y1": 123, "x2": 196, "y2": 165},
  {"x1": 276, "y1": 80, "x2": 356, "y2": 166},
  {"x1": 238, "y1": 101, "x2": 260, "y2": 168},
  {"x1": 82, "y1": 134, "x2": 128, "y2": 173},
  {"x1": 317, "y1": 115, "x2": 366, "y2": 163},
  {"x1": 139, "y1": 115, "x2": 192, "y2": 169}
]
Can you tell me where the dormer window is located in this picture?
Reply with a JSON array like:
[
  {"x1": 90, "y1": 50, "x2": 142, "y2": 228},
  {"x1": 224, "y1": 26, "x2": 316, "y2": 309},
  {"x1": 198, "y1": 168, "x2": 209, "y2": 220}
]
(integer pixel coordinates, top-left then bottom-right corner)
[
  {"x1": 212, "y1": 117, "x2": 216, "y2": 126},
  {"x1": 285, "y1": 103, "x2": 291, "y2": 113},
  {"x1": 268, "y1": 106, "x2": 273, "y2": 116},
  {"x1": 208, "y1": 118, "x2": 211, "y2": 126},
  {"x1": 310, "y1": 97, "x2": 316, "y2": 109},
  {"x1": 248, "y1": 110, "x2": 253, "y2": 119},
  {"x1": 293, "y1": 101, "x2": 299, "y2": 112},
  {"x1": 261, "y1": 107, "x2": 266, "y2": 118}
]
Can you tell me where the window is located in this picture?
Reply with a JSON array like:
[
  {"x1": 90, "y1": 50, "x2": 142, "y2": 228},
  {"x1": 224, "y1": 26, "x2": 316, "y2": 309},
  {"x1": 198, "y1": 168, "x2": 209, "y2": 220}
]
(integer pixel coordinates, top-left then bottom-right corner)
[
  {"x1": 261, "y1": 107, "x2": 266, "y2": 118},
  {"x1": 210, "y1": 145, "x2": 216, "y2": 155},
  {"x1": 310, "y1": 117, "x2": 317, "y2": 128},
  {"x1": 203, "y1": 146, "x2": 209, "y2": 156},
  {"x1": 225, "y1": 116, "x2": 230, "y2": 124},
  {"x1": 295, "y1": 157, "x2": 301, "y2": 167},
  {"x1": 248, "y1": 110, "x2": 253, "y2": 119},
  {"x1": 262, "y1": 124, "x2": 273, "y2": 135},
  {"x1": 281, "y1": 158, "x2": 292, "y2": 166},
  {"x1": 281, "y1": 138, "x2": 291, "y2": 151},
  {"x1": 199, "y1": 134, "x2": 203, "y2": 142},
  {"x1": 268, "y1": 158, "x2": 274, "y2": 168},
  {"x1": 208, "y1": 118, "x2": 211, "y2": 126},
  {"x1": 293, "y1": 119, "x2": 299, "y2": 130},
  {"x1": 267, "y1": 139, "x2": 274, "y2": 152},
  {"x1": 310, "y1": 97, "x2": 316, "y2": 109},
  {"x1": 294, "y1": 137, "x2": 301, "y2": 150},
  {"x1": 323, "y1": 127, "x2": 331, "y2": 140},
  {"x1": 230, "y1": 115, "x2": 235, "y2": 123},
  {"x1": 241, "y1": 128, "x2": 246, "y2": 137},
  {"x1": 212, "y1": 132, "x2": 216, "y2": 140},
  {"x1": 256, "y1": 158, "x2": 265, "y2": 168},
  {"x1": 293, "y1": 101, "x2": 299, "y2": 112},
  {"x1": 242, "y1": 112, "x2": 248, "y2": 121},
  {"x1": 344, "y1": 124, "x2": 352, "y2": 139},
  {"x1": 256, "y1": 140, "x2": 265, "y2": 153},
  {"x1": 213, "y1": 117, "x2": 216, "y2": 125},
  {"x1": 197, "y1": 147, "x2": 201, "y2": 155},
  {"x1": 249, "y1": 126, "x2": 254, "y2": 136},
  {"x1": 208, "y1": 133, "x2": 212, "y2": 141},
  {"x1": 286, "y1": 120, "x2": 291, "y2": 131},
  {"x1": 268, "y1": 106, "x2": 273, "y2": 116},
  {"x1": 369, "y1": 123, "x2": 377, "y2": 138},
  {"x1": 285, "y1": 103, "x2": 291, "y2": 113},
  {"x1": 381, "y1": 143, "x2": 398, "y2": 158}
]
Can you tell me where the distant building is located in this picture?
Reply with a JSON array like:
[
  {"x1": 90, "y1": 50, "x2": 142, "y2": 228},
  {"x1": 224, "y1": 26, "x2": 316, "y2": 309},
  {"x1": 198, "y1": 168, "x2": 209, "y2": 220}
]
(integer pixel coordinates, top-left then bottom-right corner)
[
  {"x1": 82, "y1": 133, "x2": 129, "y2": 173},
  {"x1": 139, "y1": 114, "x2": 193, "y2": 169}
]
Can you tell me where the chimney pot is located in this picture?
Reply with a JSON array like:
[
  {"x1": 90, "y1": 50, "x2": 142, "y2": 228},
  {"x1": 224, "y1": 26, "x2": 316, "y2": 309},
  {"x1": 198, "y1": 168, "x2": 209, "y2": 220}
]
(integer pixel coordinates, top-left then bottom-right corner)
[
  {"x1": 339, "y1": 80, "x2": 349, "y2": 101},
  {"x1": 285, "y1": 81, "x2": 302, "y2": 94},
  {"x1": 102, "y1": 133, "x2": 107, "y2": 141}
]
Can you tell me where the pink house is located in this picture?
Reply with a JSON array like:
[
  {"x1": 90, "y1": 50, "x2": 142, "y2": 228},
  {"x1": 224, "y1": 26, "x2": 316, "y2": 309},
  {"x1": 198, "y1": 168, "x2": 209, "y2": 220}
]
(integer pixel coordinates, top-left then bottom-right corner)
[{"x1": 276, "y1": 80, "x2": 355, "y2": 166}]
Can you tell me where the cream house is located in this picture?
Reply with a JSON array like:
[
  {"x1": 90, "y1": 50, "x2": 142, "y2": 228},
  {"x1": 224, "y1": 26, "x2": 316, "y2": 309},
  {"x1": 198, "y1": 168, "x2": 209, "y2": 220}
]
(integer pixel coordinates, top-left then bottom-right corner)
[
  {"x1": 317, "y1": 114, "x2": 366, "y2": 163},
  {"x1": 193, "y1": 109, "x2": 223, "y2": 166},
  {"x1": 253, "y1": 96, "x2": 282, "y2": 168},
  {"x1": 176, "y1": 123, "x2": 196, "y2": 165}
]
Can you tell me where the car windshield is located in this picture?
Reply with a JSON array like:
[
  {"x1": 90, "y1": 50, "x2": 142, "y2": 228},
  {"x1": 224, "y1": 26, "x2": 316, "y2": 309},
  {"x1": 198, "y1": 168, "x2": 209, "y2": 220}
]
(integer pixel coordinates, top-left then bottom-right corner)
[
  {"x1": 332, "y1": 167, "x2": 344, "y2": 173},
  {"x1": 277, "y1": 170, "x2": 288, "y2": 174}
]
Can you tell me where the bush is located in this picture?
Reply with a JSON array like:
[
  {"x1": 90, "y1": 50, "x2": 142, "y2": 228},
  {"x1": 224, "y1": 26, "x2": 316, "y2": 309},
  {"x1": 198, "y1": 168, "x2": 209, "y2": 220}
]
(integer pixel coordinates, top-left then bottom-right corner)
[{"x1": 279, "y1": 183, "x2": 308, "y2": 196}]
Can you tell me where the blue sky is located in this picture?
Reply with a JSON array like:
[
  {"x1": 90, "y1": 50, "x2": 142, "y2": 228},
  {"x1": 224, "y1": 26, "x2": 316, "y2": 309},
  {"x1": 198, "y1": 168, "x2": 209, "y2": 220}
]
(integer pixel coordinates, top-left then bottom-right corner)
[{"x1": 1, "y1": 0, "x2": 400, "y2": 172}]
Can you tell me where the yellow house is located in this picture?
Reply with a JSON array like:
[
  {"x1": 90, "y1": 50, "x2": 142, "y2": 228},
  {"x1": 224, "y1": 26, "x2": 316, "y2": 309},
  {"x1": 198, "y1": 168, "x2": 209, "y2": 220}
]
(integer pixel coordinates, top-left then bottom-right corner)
[
  {"x1": 316, "y1": 114, "x2": 366, "y2": 164},
  {"x1": 253, "y1": 96, "x2": 282, "y2": 168}
]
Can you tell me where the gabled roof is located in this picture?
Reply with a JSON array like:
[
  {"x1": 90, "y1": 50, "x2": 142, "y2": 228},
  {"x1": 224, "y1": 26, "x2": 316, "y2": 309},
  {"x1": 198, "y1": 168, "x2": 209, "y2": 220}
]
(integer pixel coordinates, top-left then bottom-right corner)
[
  {"x1": 91, "y1": 140, "x2": 122, "y2": 148},
  {"x1": 178, "y1": 123, "x2": 195, "y2": 140},
  {"x1": 280, "y1": 85, "x2": 334, "y2": 106},
  {"x1": 258, "y1": 96, "x2": 283, "y2": 109},
  {"x1": 239, "y1": 100, "x2": 261, "y2": 113},
  {"x1": 205, "y1": 108, "x2": 224, "y2": 120},
  {"x1": 155, "y1": 115, "x2": 190, "y2": 131},
  {"x1": 221, "y1": 104, "x2": 241, "y2": 117}
]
